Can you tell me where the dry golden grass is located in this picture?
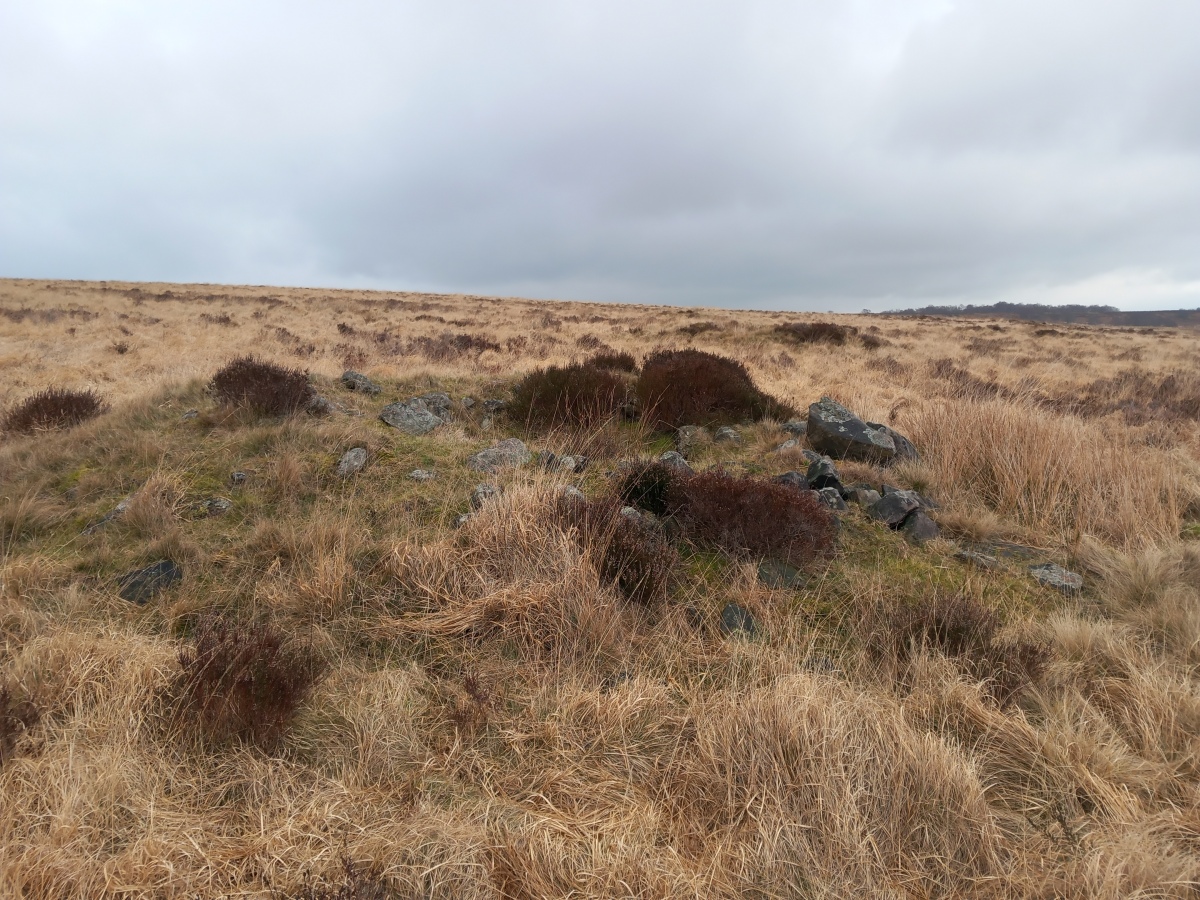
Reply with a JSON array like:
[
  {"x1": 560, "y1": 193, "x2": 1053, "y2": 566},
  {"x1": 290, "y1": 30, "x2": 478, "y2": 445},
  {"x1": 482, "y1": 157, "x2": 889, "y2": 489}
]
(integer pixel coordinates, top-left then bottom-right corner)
[{"x1": 2, "y1": 278, "x2": 1200, "y2": 897}]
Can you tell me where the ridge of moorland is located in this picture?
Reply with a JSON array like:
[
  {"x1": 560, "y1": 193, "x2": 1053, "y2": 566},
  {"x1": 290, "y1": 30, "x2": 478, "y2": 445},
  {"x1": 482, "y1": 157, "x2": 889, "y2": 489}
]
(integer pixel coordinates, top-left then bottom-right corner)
[
  {"x1": 891, "y1": 300, "x2": 1200, "y2": 328},
  {"x1": 2, "y1": 278, "x2": 1200, "y2": 898}
]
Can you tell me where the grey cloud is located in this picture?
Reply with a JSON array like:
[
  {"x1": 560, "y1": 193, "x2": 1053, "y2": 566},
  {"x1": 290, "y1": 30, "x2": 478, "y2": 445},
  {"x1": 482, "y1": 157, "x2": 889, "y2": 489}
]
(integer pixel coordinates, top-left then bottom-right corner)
[{"x1": 1, "y1": 0, "x2": 1198, "y2": 310}]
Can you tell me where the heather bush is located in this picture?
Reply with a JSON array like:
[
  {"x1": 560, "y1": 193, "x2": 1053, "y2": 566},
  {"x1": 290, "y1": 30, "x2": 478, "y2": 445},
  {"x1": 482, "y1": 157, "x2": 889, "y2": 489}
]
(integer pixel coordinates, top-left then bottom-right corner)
[
  {"x1": 668, "y1": 468, "x2": 836, "y2": 569},
  {"x1": 510, "y1": 362, "x2": 628, "y2": 430},
  {"x1": 2, "y1": 387, "x2": 106, "y2": 434},
  {"x1": 865, "y1": 591, "x2": 1049, "y2": 706},
  {"x1": 209, "y1": 356, "x2": 315, "y2": 416},
  {"x1": 176, "y1": 616, "x2": 326, "y2": 749},
  {"x1": 0, "y1": 685, "x2": 39, "y2": 767},
  {"x1": 616, "y1": 461, "x2": 684, "y2": 516},
  {"x1": 774, "y1": 321, "x2": 856, "y2": 345},
  {"x1": 555, "y1": 494, "x2": 678, "y2": 605},
  {"x1": 635, "y1": 348, "x2": 792, "y2": 430},
  {"x1": 587, "y1": 350, "x2": 639, "y2": 373}
]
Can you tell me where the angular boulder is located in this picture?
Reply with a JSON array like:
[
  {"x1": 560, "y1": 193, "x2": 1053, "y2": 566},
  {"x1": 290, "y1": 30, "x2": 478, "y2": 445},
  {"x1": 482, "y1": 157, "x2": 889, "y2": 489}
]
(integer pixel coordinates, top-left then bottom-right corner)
[
  {"x1": 774, "y1": 471, "x2": 810, "y2": 492},
  {"x1": 868, "y1": 490, "x2": 921, "y2": 527},
  {"x1": 866, "y1": 422, "x2": 919, "y2": 463},
  {"x1": 467, "y1": 438, "x2": 531, "y2": 473},
  {"x1": 901, "y1": 510, "x2": 939, "y2": 544},
  {"x1": 806, "y1": 457, "x2": 843, "y2": 495},
  {"x1": 415, "y1": 392, "x2": 452, "y2": 420},
  {"x1": 806, "y1": 397, "x2": 896, "y2": 464},
  {"x1": 380, "y1": 399, "x2": 444, "y2": 436},
  {"x1": 816, "y1": 487, "x2": 848, "y2": 511}
]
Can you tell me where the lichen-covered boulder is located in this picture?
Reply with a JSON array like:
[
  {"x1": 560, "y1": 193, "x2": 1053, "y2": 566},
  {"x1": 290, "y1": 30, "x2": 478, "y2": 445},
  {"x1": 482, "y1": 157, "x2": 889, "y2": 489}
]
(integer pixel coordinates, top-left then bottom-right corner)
[
  {"x1": 807, "y1": 397, "x2": 896, "y2": 463},
  {"x1": 380, "y1": 399, "x2": 444, "y2": 436}
]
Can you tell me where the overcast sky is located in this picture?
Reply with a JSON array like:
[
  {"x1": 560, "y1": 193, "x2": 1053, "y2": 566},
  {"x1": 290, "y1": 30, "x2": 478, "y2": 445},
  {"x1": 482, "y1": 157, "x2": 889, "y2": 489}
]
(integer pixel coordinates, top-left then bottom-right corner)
[{"x1": 2, "y1": 1, "x2": 1198, "y2": 310}]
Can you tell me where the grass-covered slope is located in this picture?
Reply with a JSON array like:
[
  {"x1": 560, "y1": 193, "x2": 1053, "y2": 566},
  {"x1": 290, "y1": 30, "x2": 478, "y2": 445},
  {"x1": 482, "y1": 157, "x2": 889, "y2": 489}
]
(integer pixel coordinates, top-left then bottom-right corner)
[{"x1": 2, "y1": 281, "x2": 1200, "y2": 898}]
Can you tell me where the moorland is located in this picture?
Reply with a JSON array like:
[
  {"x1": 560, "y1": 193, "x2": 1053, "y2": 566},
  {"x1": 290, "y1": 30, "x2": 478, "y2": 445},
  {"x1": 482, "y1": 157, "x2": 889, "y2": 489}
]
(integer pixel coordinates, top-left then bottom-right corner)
[{"x1": 2, "y1": 277, "x2": 1200, "y2": 898}]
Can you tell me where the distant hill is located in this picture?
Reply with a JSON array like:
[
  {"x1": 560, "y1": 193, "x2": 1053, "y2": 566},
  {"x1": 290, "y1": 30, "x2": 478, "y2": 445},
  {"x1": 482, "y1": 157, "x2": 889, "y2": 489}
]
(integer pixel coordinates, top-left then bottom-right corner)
[{"x1": 888, "y1": 301, "x2": 1200, "y2": 328}]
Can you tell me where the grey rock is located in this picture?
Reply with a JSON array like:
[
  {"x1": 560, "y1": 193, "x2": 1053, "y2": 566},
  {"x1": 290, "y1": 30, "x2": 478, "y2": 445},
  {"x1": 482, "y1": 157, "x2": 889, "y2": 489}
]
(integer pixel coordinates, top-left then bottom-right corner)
[
  {"x1": 774, "y1": 438, "x2": 799, "y2": 452},
  {"x1": 866, "y1": 422, "x2": 919, "y2": 463},
  {"x1": 806, "y1": 457, "x2": 843, "y2": 494},
  {"x1": 956, "y1": 549, "x2": 1001, "y2": 570},
  {"x1": 482, "y1": 398, "x2": 507, "y2": 413},
  {"x1": 556, "y1": 455, "x2": 579, "y2": 473},
  {"x1": 619, "y1": 505, "x2": 643, "y2": 520},
  {"x1": 658, "y1": 450, "x2": 693, "y2": 473},
  {"x1": 230, "y1": 471, "x2": 247, "y2": 486},
  {"x1": 758, "y1": 560, "x2": 806, "y2": 589},
  {"x1": 849, "y1": 488, "x2": 881, "y2": 507},
  {"x1": 714, "y1": 426, "x2": 741, "y2": 444},
  {"x1": 801, "y1": 449, "x2": 823, "y2": 465},
  {"x1": 335, "y1": 447, "x2": 368, "y2": 477},
  {"x1": 720, "y1": 603, "x2": 758, "y2": 638},
  {"x1": 409, "y1": 469, "x2": 436, "y2": 482},
  {"x1": 775, "y1": 471, "x2": 810, "y2": 491},
  {"x1": 901, "y1": 509, "x2": 940, "y2": 544},
  {"x1": 341, "y1": 370, "x2": 381, "y2": 395},
  {"x1": 467, "y1": 438, "x2": 531, "y2": 473},
  {"x1": 180, "y1": 409, "x2": 199, "y2": 421},
  {"x1": 306, "y1": 394, "x2": 336, "y2": 416},
  {"x1": 561, "y1": 485, "x2": 586, "y2": 502},
  {"x1": 480, "y1": 416, "x2": 493, "y2": 429},
  {"x1": 881, "y1": 483, "x2": 902, "y2": 496},
  {"x1": 675, "y1": 425, "x2": 709, "y2": 456},
  {"x1": 869, "y1": 490, "x2": 922, "y2": 527},
  {"x1": 817, "y1": 487, "x2": 849, "y2": 511},
  {"x1": 781, "y1": 419, "x2": 808, "y2": 436},
  {"x1": 470, "y1": 483, "x2": 501, "y2": 510},
  {"x1": 1030, "y1": 563, "x2": 1083, "y2": 594},
  {"x1": 203, "y1": 497, "x2": 233, "y2": 516},
  {"x1": 461, "y1": 396, "x2": 476, "y2": 409},
  {"x1": 379, "y1": 400, "x2": 444, "y2": 436},
  {"x1": 415, "y1": 392, "x2": 452, "y2": 420},
  {"x1": 453, "y1": 513, "x2": 471, "y2": 529},
  {"x1": 806, "y1": 396, "x2": 896, "y2": 464},
  {"x1": 117, "y1": 559, "x2": 182, "y2": 605}
]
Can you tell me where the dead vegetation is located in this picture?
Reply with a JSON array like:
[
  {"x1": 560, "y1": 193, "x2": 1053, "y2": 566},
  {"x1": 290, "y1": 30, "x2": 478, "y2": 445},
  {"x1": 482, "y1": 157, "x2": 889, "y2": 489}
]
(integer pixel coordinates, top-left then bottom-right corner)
[{"x1": 1, "y1": 278, "x2": 1200, "y2": 897}]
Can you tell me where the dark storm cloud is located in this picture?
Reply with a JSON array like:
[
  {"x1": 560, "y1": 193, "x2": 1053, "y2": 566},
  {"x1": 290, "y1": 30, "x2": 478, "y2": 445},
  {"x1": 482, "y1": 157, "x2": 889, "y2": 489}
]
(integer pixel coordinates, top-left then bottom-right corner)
[{"x1": 2, "y1": 1, "x2": 1198, "y2": 309}]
